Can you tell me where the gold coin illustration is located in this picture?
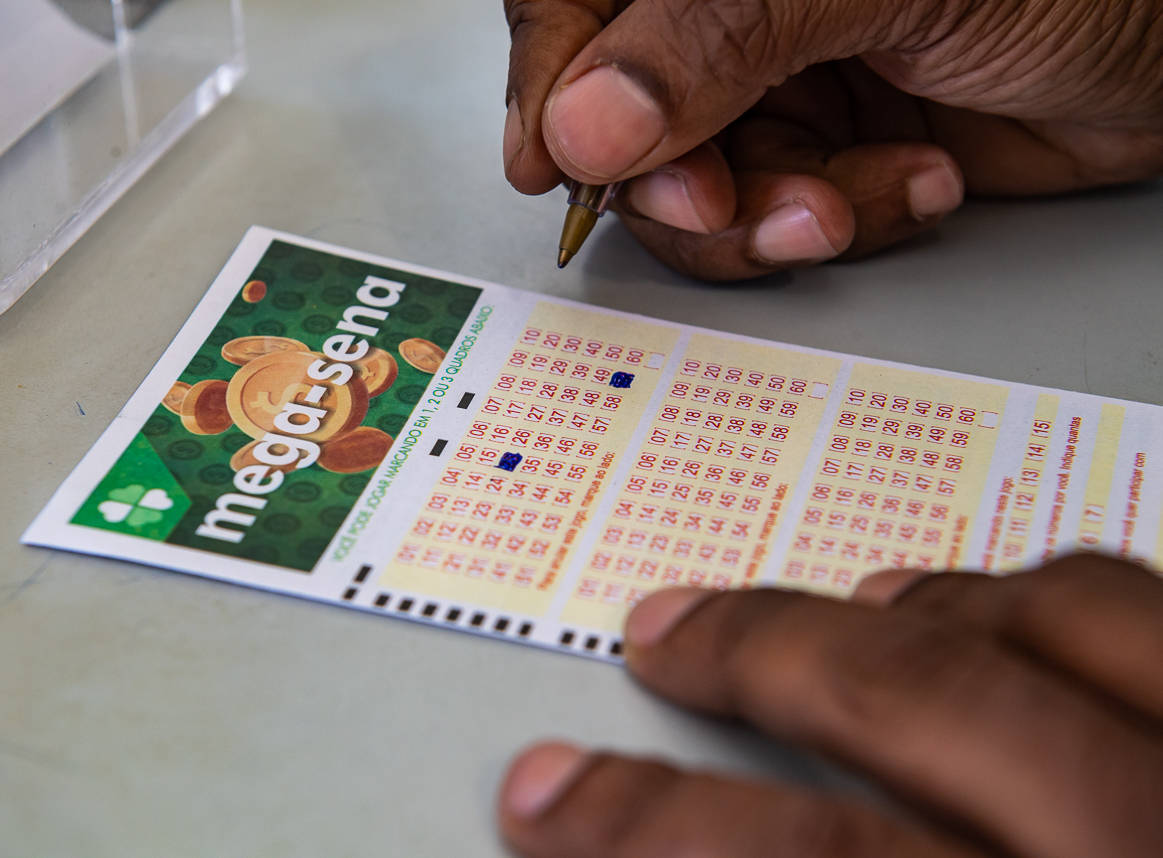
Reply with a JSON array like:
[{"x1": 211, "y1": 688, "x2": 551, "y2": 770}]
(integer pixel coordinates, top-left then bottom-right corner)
[
  {"x1": 225, "y1": 350, "x2": 369, "y2": 443},
  {"x1": 398, "y1": 338, "x2": 446, "y2": 373},
  {"x1": 354, "y1": 347, "x2": 399, "y2": 397},
  {"x1": 229, "y1": 439, "x2": 298, "y2": 473},
  {"x1": 180, "y1": 379, "x2": 233, "y2": 435},
  {"x1": 241, "y1": 280, "x2": 267, "y2": 303},
  {"x1": 162, "y1": 380, "x2": 192, "y2": 414},
  {"x1": 317, "y1": 426, "x2": 394, "y2": 473},
  {"x1": 221, "y1": 335, "x2": 309, "y2": 366}
]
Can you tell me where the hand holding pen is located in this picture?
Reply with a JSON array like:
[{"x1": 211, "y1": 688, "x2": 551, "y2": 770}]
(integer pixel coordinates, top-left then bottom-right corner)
[{"x1": 501, "y1": 0, "x2": 1163, "y2": 278}]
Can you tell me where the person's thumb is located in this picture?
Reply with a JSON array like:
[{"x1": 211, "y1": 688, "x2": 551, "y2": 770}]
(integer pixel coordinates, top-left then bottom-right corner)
[{"x1": 542, "y1": 0, "x2": 915, "y2": 183}]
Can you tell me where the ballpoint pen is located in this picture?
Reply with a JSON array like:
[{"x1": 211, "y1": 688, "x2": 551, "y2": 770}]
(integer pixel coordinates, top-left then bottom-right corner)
[{"x1": 556, "y1": 179, "x2": 622, "y2": 268}]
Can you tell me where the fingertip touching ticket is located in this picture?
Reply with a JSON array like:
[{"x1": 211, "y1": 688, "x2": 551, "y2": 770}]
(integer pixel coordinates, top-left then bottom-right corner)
[{"x1": 24, "y1": 228, "x2": 1163, "y2": 660}]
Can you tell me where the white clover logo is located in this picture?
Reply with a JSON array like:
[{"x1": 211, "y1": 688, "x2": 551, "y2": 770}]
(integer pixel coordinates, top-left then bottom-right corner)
[{"x1": 97, "y1": 484, "x2": 175, "y2": 528}]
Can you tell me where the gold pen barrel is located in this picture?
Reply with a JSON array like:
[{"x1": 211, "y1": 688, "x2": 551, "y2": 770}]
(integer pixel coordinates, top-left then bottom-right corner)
[{"x1": 557, "y1": 180, "x2": 621, "y2": 268}]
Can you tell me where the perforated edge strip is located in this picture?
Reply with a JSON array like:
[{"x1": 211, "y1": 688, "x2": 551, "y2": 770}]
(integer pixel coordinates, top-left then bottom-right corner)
[{"x1": 339, "y1": 565, "x2": 624, "y2": 659}]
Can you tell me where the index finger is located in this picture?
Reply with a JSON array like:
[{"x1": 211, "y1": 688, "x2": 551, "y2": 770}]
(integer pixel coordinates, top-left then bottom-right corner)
[
  {"x1": 622, "y1": 587, "x2": 1163, "y2": 858},
  {"x1": 853, "y1": 555, "x2": 1163, "y2": 722},
  {"x1": 503, "y1": 0, "x2": 621, "y2": 194}
]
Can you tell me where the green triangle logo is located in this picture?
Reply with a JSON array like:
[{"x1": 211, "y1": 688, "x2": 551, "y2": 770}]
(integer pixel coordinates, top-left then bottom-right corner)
[{"x1": 73, "y1": 432, "x2": 190, "y2": 541}]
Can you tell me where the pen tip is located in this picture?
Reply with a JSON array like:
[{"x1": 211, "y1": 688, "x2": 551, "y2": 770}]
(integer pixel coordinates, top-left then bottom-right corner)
[{"x1": 557, "y1": 249, "x2": 573, "y2": 269}]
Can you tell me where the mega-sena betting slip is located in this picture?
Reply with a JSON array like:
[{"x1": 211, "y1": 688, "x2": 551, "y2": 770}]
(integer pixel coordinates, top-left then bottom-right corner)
[{"x1": 24, "y1": 228, "x2": 1163, "y2": 660}]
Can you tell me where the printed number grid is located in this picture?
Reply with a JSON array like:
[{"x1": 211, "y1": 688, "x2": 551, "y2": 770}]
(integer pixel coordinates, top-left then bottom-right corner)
[
  {"x1": 986, "y1": 400, "x2": 1125, "y2": 571},
  {"x1": 385, "y1": 306, "x2": 677, "y2": 614},
  {"x1": 984, "y1": 394, "x2": 1059, "y2": 571},
  {"x1": 569, "y1": 340, "x2": 842, "y2": 620},
  {"x1": 784, "y1": 366, "x2": 1007, "y2": 594}
]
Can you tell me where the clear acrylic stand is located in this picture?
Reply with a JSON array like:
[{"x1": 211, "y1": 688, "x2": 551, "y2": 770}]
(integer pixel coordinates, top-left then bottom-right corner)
[{"x1": 0, "y1": 0, "x2": 246, "y2": 314}]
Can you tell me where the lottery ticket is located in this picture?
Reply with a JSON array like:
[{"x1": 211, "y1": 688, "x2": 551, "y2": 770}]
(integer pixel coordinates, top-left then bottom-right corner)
[{"x1": 23, "y1": 227, "x2": 1163, "y2": 661}]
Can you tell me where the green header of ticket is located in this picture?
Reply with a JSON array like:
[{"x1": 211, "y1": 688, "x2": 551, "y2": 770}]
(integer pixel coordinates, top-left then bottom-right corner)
[{"x1": 72, "y1": 239, "x2": 480, "y2": 571}]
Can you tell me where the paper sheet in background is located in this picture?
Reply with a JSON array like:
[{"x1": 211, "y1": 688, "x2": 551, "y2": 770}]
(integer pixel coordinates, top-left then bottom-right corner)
[
  {"x1": 23, "y1": 228, "x2": 1163, "y2": 660},
  {"x1": 0, "y1": 0, "x2": 113, "y2": 157}
]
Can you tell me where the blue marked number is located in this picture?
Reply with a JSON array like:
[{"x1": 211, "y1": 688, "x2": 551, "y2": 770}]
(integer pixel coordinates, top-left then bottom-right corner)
[{"x1": 497, "y1": 452, "x2": 523, "y2": 471}]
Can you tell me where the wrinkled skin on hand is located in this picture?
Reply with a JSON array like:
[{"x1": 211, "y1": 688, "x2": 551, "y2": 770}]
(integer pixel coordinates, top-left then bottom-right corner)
[
  {"x1": 497, "y1": 554, "x2": 1163, "y2": 857},
  {"x1": 502, "y1": 0, "x2": 1163, "y2": 279}
]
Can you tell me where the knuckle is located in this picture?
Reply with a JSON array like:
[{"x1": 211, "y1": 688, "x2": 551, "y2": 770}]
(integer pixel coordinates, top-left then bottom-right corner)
[
  {"x1": 894, "y1": 572, "x2": 987, "y2": 613},
  {"x1": 1002, "y1": 564, "x2": 1081, "y2": 629},
  {"x1": 666, "y1": 232, "x2": 723, "y2": 279},
  {"x1": 1039, "y1": 551, "x2": 1141, "y2": 582},
  {"x1": 503, "y1": 0, "x2": 536, "y2": 39},
  {"x1": 1017, "y1": 552, "x2": 1137, "y2": 612},
  {"x1": 505, "y1": 1, "x2": 619, "y2": 103},
  {"x1": 714, "y1": 591, "x2": 819, "y2": 705},
  {"x1": 504, "y1": 0, "x2": 611, "y2": 44},
  {"x1": 617, "y1": 215, "x2": 733, "y2": 280},
  {"x1": 670, "y1": 0, "x2": 782, "y2": 89},
  {"x1": 822, "y1": 616, "x2": 1003, "y2": 732},
  {"x1": 1006, "y1": 551, "x2": 1158, "y2": 628},
  {"x1": 667, "y1": 229, "x2": 771, "y2": 282}
]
